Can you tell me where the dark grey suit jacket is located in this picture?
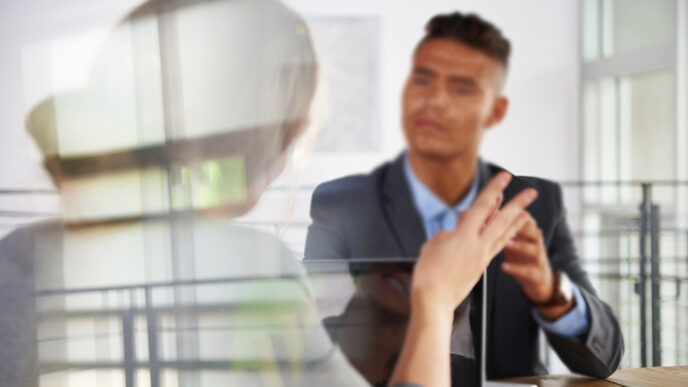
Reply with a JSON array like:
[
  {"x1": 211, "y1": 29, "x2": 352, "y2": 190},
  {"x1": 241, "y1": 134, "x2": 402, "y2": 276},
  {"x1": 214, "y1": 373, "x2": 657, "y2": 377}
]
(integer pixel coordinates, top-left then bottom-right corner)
[{"x1": 304, "y1": 154, "x2": 624, "y2": 380}]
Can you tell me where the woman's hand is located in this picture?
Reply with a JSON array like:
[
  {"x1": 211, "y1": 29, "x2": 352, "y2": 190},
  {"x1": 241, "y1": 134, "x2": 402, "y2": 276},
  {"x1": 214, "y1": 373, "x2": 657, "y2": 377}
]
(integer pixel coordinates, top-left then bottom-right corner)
[
  {"x1": 390, "y1": 171, "x2": 538, "y2": 387},
  {"x1": 411, "y1": 171, "x2": 538, "y2": 316}
]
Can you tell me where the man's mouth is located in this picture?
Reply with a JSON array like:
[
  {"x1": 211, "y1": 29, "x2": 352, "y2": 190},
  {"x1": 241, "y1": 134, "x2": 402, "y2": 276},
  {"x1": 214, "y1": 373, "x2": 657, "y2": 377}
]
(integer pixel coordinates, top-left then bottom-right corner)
[{"x1": 415, "y1": 118, "x2": 445, "y2": 132}]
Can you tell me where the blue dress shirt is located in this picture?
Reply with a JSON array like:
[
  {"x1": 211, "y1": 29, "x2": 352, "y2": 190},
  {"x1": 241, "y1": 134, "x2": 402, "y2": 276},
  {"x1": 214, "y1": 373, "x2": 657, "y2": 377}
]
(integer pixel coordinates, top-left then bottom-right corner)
[{"x1": 402, "y1": 154, "x2": 589, "y2": 339}]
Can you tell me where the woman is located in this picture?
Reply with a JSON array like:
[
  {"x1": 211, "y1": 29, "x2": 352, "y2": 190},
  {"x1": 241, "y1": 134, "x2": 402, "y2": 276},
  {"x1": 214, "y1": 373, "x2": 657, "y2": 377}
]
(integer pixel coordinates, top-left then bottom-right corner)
[{"x1": 9, "y1": 0, "x2": 536, "y2": 385}]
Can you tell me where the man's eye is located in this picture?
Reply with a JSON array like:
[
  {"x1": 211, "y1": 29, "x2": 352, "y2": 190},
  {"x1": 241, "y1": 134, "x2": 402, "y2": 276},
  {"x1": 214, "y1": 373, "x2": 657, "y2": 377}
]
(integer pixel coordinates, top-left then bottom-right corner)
[
  {"x1": 414, "y1": 77, "x2": 430, "y2": 86},
  {"x1": 453, "y1": 86, "x2": 472, "y2": 95}
]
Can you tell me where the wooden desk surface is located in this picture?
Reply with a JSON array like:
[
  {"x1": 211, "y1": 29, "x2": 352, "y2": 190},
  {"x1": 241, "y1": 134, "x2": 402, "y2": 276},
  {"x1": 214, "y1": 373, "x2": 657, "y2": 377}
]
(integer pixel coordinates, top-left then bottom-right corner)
[{"x1": 498, "y1": 366, "x2": 688, "y2": 387}]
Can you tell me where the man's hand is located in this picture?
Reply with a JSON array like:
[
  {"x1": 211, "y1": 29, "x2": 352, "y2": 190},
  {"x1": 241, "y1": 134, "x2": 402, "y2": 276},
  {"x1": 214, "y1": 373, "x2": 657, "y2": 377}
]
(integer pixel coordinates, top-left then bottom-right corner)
[{"x1": 502, "y1": 214, "x2": 574, "y2": 320}]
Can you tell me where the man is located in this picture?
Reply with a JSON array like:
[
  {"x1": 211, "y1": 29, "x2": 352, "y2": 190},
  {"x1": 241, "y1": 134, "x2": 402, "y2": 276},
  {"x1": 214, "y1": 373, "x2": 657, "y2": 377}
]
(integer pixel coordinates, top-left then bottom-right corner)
[{"x1": 305, "y1": 11, "x2": 624, "y2": 382}]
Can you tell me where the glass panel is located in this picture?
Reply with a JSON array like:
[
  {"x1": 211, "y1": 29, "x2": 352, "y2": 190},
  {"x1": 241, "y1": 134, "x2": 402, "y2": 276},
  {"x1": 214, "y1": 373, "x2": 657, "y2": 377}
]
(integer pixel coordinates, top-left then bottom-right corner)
[
  {"x1": 305, "y1": 260, "x2": 479, "y2": 386},
  {"x1": 583, "y1": 0, "x2": 675, "y2": 61},
  {"x1": 582, "y1": 77, "x2": 620, "y2": 204},
  {"x1": 622, "y1": 69, "x2": 675, "y2": 182},
  {"x1": 623, "y1": 69, "x2": 676, "y2": 206},
  {"x1": 582, "y1": 0, "x2": 603, "y2": 61},
  {"x1": 582, "y1": 68, "x2": 675, "y2": 206},
  {"x1": 612, "y1": 0, "x2": 675, "y2": 56}
]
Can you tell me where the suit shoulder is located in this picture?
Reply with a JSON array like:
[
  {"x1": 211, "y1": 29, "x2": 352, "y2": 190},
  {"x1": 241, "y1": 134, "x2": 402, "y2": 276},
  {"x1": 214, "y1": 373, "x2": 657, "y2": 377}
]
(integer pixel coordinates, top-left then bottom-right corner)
[
  {"x1": 485, "y1": 163, "x2": 563, "y2": 208},
  {"x1": 516, "y1": 176, "x2": 564, "y2": 214},
  {"x1": 514, "y1": 175, "x2": 562, "y2": 195}
]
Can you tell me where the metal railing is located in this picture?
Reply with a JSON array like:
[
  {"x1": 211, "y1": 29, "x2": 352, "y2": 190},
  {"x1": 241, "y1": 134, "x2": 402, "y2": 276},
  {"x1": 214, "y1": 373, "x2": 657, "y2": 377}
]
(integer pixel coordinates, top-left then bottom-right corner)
[
  {"x1": 35, "y1": 274, "x2": 308, "y2": 387},
  {"x1": 2, "y1": 179, "x2": 687, "y2": 382},
  {"x1": 559, "y1": 180, "x2": 688, "y2": 368}
]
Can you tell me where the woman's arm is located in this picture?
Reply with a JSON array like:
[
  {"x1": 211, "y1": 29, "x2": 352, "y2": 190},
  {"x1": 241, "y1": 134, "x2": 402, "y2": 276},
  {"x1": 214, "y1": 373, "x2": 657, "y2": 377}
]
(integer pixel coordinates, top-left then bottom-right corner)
[
  {"x1": 389, "y1": 172, "x2": 537, "y2": 387},
  {"x1": 389, "y1": 294, "x2": 454, "y2": 387}
]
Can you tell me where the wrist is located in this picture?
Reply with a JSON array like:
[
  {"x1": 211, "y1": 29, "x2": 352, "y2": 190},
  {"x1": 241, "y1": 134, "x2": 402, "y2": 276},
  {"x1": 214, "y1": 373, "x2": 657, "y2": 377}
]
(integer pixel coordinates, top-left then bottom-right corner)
[
  {"x1": 527, "y1": 270, "x2": 576, "y2": 321},
  {"x1": 537, "y1": 297, "x2": 575, "y2": 321},
  {"x1": 525, "y1": 270, "x2": 572, "y2": 308},
  {"x1": 410, "y1": 289, "x2": 455, "y2": 325}
]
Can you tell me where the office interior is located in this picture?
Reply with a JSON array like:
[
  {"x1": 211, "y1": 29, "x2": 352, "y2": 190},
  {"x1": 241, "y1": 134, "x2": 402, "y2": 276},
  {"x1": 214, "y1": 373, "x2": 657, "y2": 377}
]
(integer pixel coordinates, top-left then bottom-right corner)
[{"x1": 0, "y1": 0, "x2": 686, "y2": 385}]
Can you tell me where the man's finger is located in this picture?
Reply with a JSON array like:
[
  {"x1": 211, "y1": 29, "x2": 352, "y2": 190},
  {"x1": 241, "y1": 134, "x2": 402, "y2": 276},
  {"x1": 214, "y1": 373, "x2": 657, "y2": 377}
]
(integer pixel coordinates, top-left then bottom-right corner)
[
  {"x1": 511, "y1": 215, "x2": 540, "y2": 243},
  {"x1": 504, "y1": 239, "x2": 539, "y2": 262},
  {"x1": 501, "y1": 261, "x2": 537, "y2": 282},
  {"x1": 460, "y1": 172, "x2": 512, "y2": 232}
]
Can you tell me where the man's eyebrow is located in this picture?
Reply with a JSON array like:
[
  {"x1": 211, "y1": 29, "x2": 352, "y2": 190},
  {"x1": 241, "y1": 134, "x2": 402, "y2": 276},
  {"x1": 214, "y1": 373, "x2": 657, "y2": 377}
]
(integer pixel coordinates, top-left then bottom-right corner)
[
  {"x1": 412, "y1": 66, "x2": 436, "y2": 76},
  {"x1": 448, "y1": 75, "x2": 478, "y2": 86},
  {"x1": 413, "y1": 66, "x2": 478, "y2": 86}
]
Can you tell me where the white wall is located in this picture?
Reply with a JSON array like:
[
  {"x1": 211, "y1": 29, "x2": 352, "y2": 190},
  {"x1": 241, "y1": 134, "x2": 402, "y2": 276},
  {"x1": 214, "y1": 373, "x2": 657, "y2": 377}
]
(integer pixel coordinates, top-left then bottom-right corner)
[
  {"x1": 281, "y1": 0, "x2": 581, "y2": 184},
  {"x1": 0, "y1": 0, "x2": 581, "y2": 194}
]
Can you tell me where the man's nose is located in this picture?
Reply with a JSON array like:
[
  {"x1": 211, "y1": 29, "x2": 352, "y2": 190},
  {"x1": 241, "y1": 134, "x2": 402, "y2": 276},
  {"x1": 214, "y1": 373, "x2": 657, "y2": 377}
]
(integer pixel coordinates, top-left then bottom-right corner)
[{"x1": 426, "y1": 84, "x2": 449, "y2": 110}]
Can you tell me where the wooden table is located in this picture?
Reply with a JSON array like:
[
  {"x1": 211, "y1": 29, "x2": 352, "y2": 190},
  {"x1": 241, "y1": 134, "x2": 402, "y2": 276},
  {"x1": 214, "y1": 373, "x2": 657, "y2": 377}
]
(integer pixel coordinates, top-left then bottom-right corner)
[{"x1": 497, "y1": 366, "x2": 688, "y2": 387}]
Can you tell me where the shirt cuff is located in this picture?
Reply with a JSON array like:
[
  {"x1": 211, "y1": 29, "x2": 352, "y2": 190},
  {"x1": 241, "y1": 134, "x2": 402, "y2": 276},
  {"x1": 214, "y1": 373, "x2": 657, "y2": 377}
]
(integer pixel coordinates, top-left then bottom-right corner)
[{"x1": 531, "y1": 283, "x2": 590, "y2": 339}]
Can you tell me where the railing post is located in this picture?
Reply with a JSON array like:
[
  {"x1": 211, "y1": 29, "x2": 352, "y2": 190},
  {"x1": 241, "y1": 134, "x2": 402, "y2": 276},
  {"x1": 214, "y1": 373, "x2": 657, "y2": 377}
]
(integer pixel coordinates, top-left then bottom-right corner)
[
  {"x1": 122, "y1": 312, "x2": 135, "y2": 387},
  {"x1": 650, "y1": 203, "x2": 661, "y2": 366},
  {"x1": 676, "y1": 275, "x2": 681, "y2": 365},
  {"x1": 638, "y1": 183, "x2": 651, "y2": 367},
  {"x1": 145, "y1": 287, "x2": 160, "y2": 387}
]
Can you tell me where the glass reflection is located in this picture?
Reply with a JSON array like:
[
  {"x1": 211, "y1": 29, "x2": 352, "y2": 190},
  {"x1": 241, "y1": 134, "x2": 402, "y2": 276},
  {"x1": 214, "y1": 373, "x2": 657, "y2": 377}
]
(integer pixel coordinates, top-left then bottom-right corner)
[{"x1": 306, "y1": 260, "x2": 479, "y2": 387}]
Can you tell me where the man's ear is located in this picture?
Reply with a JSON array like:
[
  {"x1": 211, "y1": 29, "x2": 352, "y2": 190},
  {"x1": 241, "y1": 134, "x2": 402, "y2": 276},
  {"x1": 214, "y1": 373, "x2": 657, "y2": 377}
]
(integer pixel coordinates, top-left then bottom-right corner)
[{"x1": 486, "y1": 96, "x2": 509, "y2": 128}]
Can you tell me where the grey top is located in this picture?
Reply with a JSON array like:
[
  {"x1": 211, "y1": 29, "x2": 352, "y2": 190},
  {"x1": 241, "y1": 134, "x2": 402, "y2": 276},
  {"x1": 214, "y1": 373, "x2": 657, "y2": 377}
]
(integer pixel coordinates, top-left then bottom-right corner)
[{"x1": 0, "y1": 217, "x2": 370, "y2": 386}]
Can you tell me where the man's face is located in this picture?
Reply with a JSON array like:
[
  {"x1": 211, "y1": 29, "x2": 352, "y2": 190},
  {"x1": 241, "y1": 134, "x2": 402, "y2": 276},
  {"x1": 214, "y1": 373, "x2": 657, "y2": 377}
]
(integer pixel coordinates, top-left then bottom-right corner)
[{"x1": 402, "y1": 38, "x2": 507, "y2": 161}]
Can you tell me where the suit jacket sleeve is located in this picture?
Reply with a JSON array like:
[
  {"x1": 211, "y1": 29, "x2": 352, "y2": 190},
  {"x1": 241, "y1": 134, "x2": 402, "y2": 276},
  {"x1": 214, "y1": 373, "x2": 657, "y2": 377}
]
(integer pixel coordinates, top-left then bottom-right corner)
[
  {"x1": 544, "y1": 183, "x2": 624, "y2": 378},
  {"x1": 305, "y1": 183, "x2": 350, "y2": 260}
]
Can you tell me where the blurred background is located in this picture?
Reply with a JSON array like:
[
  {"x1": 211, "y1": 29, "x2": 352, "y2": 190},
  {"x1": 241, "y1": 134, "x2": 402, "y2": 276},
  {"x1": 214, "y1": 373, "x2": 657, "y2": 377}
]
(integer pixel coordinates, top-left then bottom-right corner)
[{"x1": 0, "y1": 0, "x2": 686, "y2": 385}]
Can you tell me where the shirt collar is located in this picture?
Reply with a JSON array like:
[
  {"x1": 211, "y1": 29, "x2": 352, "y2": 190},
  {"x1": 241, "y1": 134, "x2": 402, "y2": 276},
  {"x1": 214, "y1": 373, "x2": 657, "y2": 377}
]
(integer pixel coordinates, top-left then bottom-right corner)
[{"x1": 403, "y1": 153, "x2": 480, "y2": 222}]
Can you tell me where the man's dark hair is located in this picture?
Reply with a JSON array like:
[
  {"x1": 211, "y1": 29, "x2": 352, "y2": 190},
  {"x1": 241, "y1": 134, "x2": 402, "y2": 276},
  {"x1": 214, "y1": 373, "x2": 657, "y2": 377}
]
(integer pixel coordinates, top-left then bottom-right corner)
[{"x1": 420, "y1": 12, "x2": 511, "y2": 68}]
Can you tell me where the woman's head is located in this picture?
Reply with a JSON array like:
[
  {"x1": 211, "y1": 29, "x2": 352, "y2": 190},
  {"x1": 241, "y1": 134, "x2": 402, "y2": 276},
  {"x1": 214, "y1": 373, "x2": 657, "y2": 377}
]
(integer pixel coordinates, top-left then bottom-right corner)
[{"x1": 26, "y1": 0, "x2": 317, "y2": 217}]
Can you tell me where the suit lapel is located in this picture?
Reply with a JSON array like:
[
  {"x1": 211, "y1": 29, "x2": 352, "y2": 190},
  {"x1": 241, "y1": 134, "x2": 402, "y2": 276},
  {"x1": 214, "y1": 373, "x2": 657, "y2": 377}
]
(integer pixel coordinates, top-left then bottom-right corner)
[{"x1": 381, "y1": 154, "x2": 427, "y2": 258}]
